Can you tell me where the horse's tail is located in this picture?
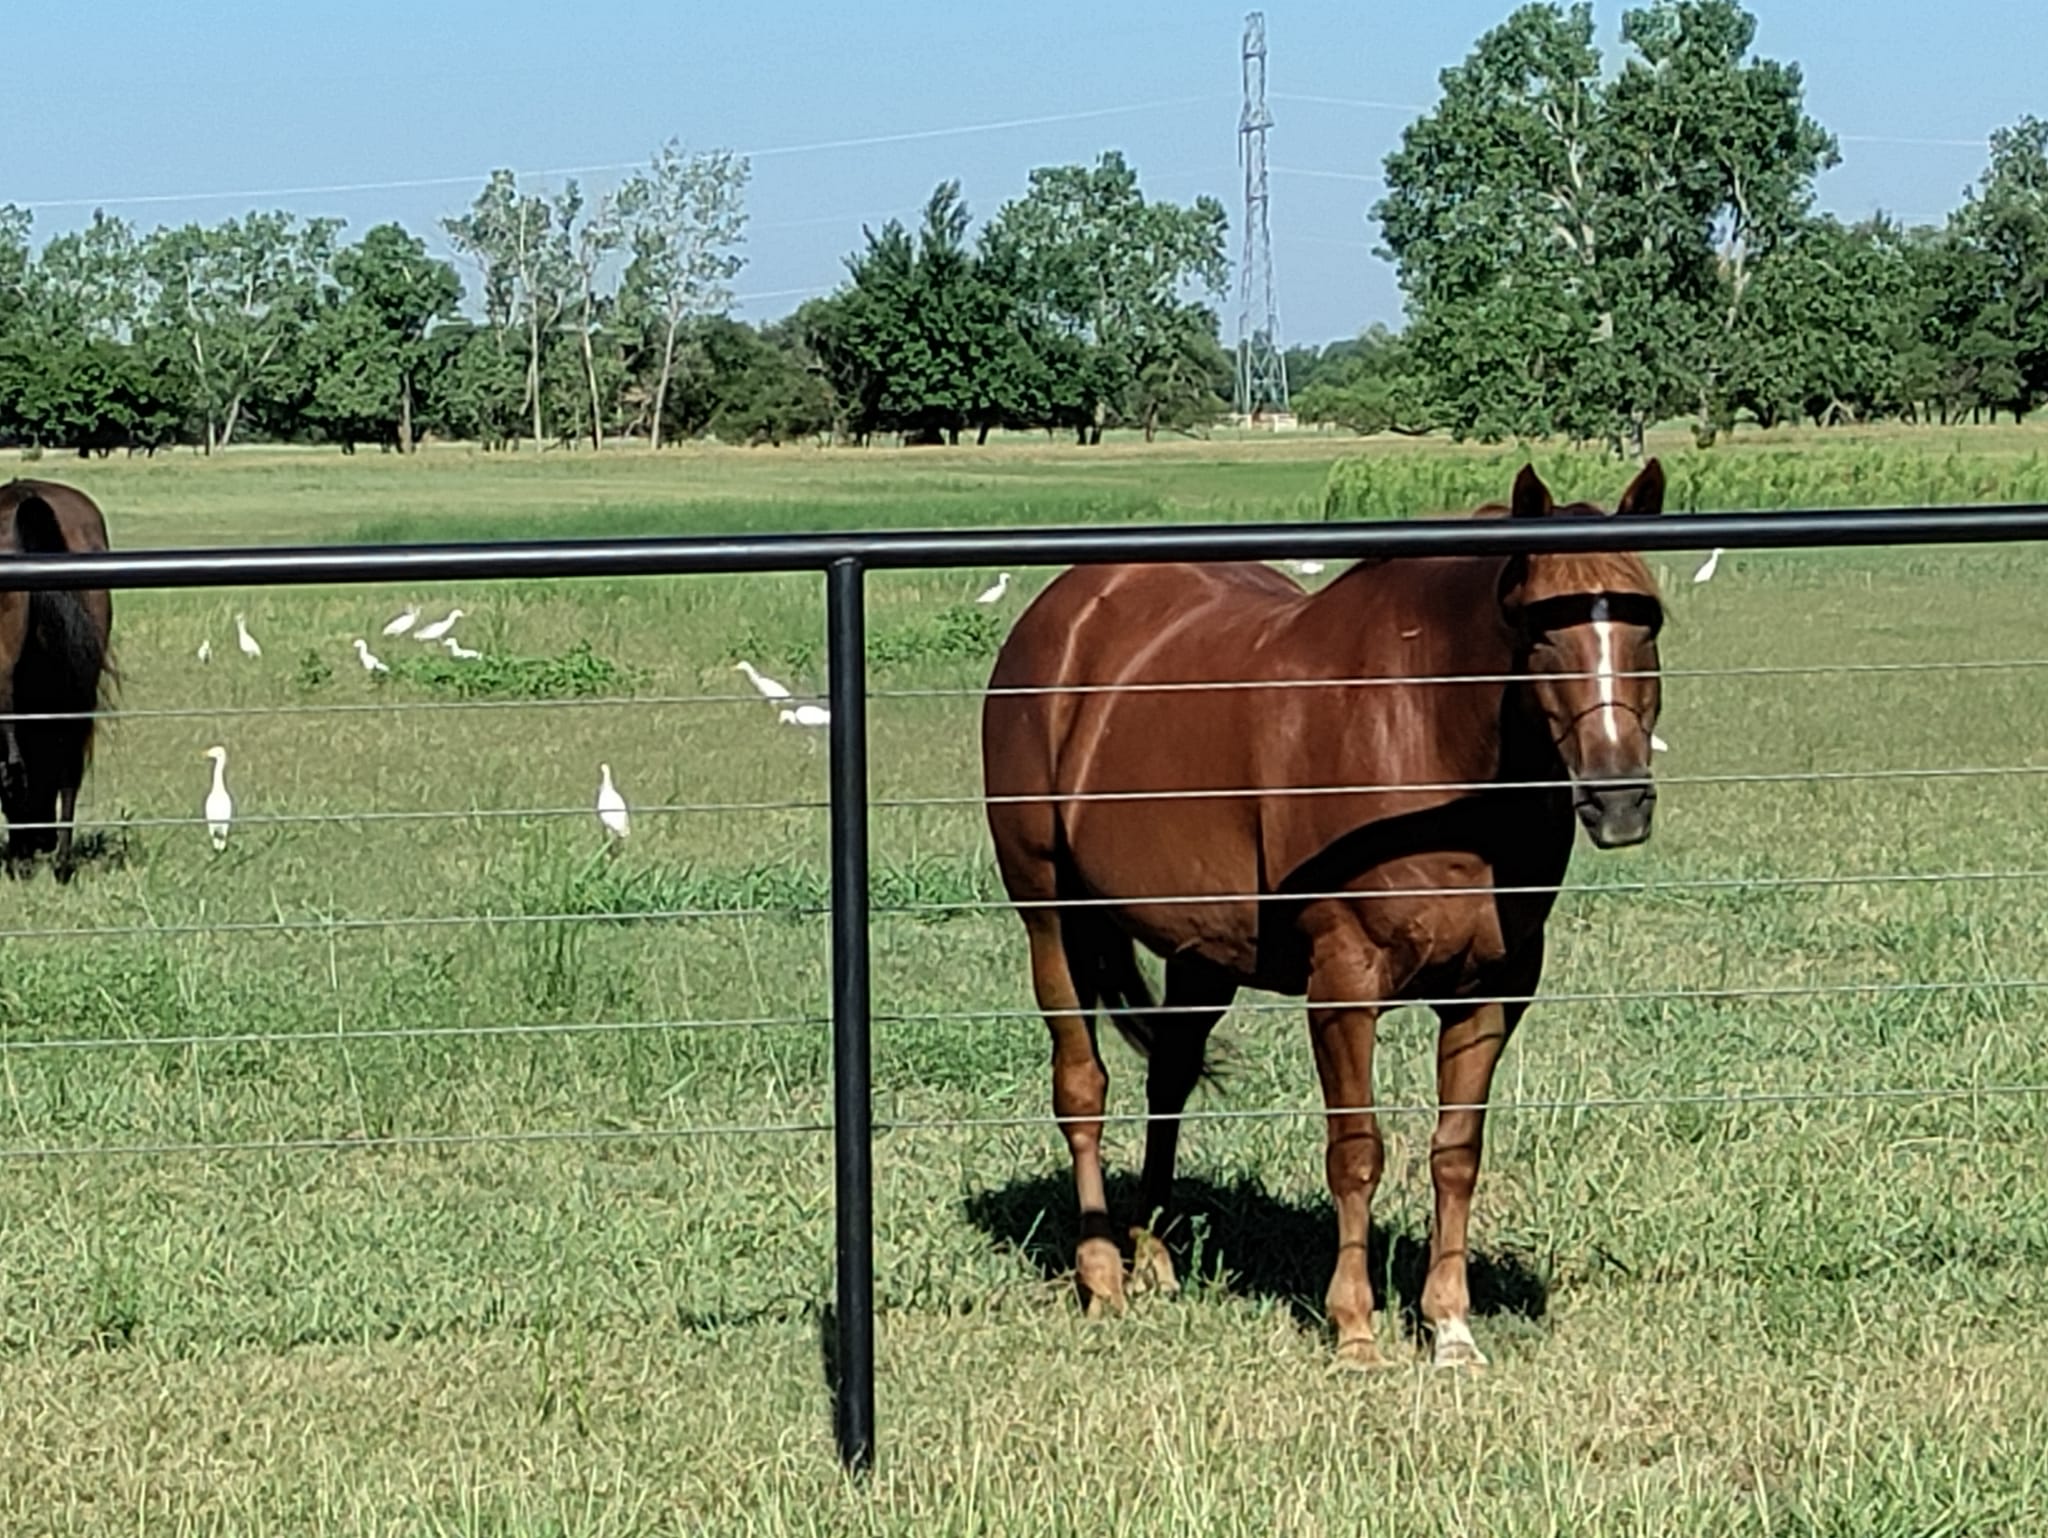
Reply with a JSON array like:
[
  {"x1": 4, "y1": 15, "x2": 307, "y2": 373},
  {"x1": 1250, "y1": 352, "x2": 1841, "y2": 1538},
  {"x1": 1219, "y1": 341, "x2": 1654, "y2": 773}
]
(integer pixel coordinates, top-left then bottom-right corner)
[
  {"x1": 1067, "y1": 918, "x2": 1226, "y2": 1086},
  {"x1": 1083, "y1": 921, "x2": 1162, "y2": 1062},
  {"x1": 16, "y1": 493, "x2": 114, "y2": 763}
]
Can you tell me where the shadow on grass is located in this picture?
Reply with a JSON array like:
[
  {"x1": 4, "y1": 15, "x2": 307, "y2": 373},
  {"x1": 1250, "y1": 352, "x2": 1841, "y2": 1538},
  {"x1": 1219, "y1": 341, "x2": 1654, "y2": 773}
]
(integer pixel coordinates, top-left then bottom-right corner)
[
  {"x1": 5, "y1": 828, "x2": 133, "y2": 883},
  {"x1": 963, "y1": 1170, "x2": 1549, "y2": 1339}
]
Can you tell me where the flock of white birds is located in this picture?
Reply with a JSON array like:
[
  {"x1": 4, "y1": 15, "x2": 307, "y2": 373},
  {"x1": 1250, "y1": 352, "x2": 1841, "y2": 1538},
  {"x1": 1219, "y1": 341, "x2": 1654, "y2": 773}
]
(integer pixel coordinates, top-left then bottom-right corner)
[{"x1": 190, "y1": 555, "x2": 1720, "y2": 854}]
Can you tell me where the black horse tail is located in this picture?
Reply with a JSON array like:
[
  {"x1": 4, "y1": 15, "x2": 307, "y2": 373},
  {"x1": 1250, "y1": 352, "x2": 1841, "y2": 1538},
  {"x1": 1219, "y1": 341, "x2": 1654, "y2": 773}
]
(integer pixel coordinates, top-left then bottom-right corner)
[
  {"x1": 16, "y1": 493, "x2": 116, "y2": 758},
  {"x1": 1067, "y1": 917, "x2": 1228, "y2": 1086}
]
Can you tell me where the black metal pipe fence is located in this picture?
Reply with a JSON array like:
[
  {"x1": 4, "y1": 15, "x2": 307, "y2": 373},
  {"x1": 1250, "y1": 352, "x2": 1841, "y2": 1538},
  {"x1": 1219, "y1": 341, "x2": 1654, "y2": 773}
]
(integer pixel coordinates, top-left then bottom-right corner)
[{"x1": 8, "y1": 500, "x2": 2048, "y2": 1474}]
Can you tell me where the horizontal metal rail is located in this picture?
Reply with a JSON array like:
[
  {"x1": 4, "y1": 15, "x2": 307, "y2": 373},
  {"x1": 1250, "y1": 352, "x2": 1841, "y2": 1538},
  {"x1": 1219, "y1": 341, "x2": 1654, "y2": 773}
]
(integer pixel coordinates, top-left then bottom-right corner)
[{"x1": 5, "y1": 503, "x2": 2048, "y2": 591}]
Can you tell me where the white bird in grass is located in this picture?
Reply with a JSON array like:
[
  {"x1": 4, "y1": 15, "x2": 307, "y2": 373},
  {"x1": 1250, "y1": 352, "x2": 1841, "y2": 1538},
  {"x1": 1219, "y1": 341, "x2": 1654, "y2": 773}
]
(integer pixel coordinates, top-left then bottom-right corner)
[
  {"x1": 596, "y1": 763, "x2": 630, "y2": 839},
  {"x1": 735, "y1": 660, "x2": 791, "y2": 701},
  {"x1": 778, "y1": 704, "x2": 832, "y2": 729},
  {"x1": 1651, "y1": 732, "x2": 1671, "y2": 754},
  {"x1": 975, "y1": 572, "x2": 1012, "y2": 604},
  {"x1": 443, "y1": 637, "x2": 483, "y2": 660},
  {"x1": 1692, "y1": 548, "x2": 1723, "y2": 584},
  {"x1": 382, "y1": 605, "x2": 420, "y2": 637},
  {"x1": 201, "y1": 746, "x2": 233, "y2": 852},
  {"x1": 415, "y1": 608, "x2": 466, "y2": 643},
  {"x1": 196, "y1": 639, "x2": 212, "y2": 664},
  {"x1": 1289, "y1": 560, "x2": 1326, "y2": 576},
  {"x1": 352, "y1": 638, "x2": 389, "y2": 674},
  {"x1": 235, "y1": 614, "x2": 261, "y2": 659}
]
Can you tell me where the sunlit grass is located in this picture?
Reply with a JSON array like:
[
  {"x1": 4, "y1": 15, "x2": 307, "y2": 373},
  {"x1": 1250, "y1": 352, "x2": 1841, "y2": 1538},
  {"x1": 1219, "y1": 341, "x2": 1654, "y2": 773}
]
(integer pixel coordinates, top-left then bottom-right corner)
[{"x1": 3, "y1": 429, "x2": 2048, "y2": 1533}]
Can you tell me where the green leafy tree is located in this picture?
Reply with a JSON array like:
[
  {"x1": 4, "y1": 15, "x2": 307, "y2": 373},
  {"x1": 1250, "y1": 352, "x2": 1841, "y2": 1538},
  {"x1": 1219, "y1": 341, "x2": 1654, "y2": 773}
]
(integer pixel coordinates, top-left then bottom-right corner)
[
  {"x1": 139, "y1": 212, "x2": 338, "y2": 451},
  {"x1": 617, "y1": 143, "x2": 750, "y2": 449},
  {"x1": 319, "y1": 224, "x2": 462, "y2": 451},
  {"x1": 444, "y1": 173, "x2": 576, "y2": 447},
  {"x1": 1376, "y1": 0, "x2": 1834, "y2": 451},
  {"x1": 1948, "y1": 116, "x2": 2048, "y2": 421},
  {"x1": 985, "y1": 152, "x2": 1229, "y2": 442}
]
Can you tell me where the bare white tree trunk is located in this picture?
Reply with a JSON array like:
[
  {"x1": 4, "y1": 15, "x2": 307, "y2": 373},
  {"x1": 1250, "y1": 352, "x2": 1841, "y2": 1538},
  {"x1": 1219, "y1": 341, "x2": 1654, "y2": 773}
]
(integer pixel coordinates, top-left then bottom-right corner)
[{"x1": 650, "y1": 311, "x2": 682, "y2": 450}]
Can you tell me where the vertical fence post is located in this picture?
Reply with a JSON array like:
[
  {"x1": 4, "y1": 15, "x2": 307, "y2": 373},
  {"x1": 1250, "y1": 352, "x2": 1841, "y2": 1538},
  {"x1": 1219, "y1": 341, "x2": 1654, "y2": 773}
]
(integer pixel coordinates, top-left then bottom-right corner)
[{"x1": 826, "y1": 555, "x2": 876, "y2": 1473}]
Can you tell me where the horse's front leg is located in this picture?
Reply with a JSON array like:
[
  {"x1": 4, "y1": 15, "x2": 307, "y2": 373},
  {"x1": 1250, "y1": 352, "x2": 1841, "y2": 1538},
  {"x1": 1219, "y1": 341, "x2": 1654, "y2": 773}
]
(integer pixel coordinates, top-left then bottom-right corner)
[
  {"x1": 1305, "y1": 913, "x2": 1392, "y2": 1365},
  {"x1": 1423, "y1": 995, "x2": 1527, "y2": 1368}
]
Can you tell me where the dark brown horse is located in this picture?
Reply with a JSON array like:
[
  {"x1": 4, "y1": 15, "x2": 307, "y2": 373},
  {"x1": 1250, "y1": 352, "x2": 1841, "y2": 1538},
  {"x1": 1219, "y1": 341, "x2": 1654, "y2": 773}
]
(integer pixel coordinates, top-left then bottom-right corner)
[
  {"x1": 982, "y1": 462, "x2": 1665, "y2": 1366},
  {"x1": 0, "y1": 479, "x2": 114, "y2": 882}
]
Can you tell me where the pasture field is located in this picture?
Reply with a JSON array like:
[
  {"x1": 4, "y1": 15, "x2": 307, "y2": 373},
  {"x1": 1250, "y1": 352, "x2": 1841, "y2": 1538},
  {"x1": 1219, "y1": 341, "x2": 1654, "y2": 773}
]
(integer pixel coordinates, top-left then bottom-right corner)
[{"x1": 5, "y1": 426, "x2": 2048, "y2": 1534}]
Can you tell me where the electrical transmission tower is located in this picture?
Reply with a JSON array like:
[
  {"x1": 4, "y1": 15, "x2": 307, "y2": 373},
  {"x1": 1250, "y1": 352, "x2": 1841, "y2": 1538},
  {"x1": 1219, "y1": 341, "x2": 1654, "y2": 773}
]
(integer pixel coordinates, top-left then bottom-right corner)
[{"x1": 1236, "y1": 10, "x2": 1289, "y2": 423}]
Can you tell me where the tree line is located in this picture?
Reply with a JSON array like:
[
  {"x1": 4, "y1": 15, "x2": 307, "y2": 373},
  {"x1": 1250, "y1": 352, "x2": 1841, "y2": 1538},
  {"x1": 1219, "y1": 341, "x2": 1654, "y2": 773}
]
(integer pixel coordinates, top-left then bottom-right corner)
[
  {"x1": 0, "y1": 144, "x2": 1232, "y2": 455},
  {"x1": 1352, "y1": 0, "x2": 2048, "y2": 451},
  {"x1": 0, "y1": 0, "x2": 2041, "y2": 457}
]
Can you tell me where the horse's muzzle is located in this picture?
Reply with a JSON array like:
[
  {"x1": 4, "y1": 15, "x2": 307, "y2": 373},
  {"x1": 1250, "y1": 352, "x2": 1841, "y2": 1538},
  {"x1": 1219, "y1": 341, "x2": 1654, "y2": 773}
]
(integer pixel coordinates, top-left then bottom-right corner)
[{"x1": 1575, "y1": 777, "x2": 1655, "y2": 849}]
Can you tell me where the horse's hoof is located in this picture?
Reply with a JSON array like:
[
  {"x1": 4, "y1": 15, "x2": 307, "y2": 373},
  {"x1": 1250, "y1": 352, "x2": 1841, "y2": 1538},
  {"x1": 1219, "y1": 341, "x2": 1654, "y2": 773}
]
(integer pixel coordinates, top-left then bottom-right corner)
[
  {"x1": 1076, "y1": 1237, "x2": 1127, "y2": 1317},
  {"x1": 52, "y1": 862, "x2": 75, "y2": 886},
  {"x1": 1332, "y1": 1336, "x2": 1395, "y2": 1372},
  {"x1": 1129, "y1": 1229, "x2": 1178, "y2": 1295},
  {"x1": 5, "y1": 858, "x2": 33, "y2": 883},
  {"x1": 1431, "y1": 1318, "x2": 1489, "y2": 1371}
]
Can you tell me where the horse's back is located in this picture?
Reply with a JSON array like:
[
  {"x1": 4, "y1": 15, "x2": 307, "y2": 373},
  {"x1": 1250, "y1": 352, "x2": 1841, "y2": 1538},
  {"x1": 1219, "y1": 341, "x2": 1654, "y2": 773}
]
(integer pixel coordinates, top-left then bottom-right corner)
[
  {"x1": 1, "y1": 479, "x2": 111, "y2": 556},
  {"x1": 983, "y1": 562, "x2": 1307, "y2": 949}
]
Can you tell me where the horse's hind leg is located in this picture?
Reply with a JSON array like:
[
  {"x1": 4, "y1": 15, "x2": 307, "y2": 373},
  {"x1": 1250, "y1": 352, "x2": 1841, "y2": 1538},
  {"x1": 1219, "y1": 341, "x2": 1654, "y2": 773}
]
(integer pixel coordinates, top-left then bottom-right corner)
[
  {"x1": 1131, "y1": 953, "x2": 1236, "y2": 1293},
  {"x1": 1025, "y1": 909, "x2": 1125, "y2": 1314},
  {"x1": 51, "y1": 784, "x2": 78, "y2": 884}
]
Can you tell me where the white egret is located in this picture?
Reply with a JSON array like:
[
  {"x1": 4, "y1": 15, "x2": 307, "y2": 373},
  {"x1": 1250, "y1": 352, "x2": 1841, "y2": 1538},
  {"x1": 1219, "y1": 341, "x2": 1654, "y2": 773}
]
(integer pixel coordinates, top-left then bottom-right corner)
[
  {"x1": 596, "y1": 763, "x2": 630, "y2": 839},
  {"x1": 1290, "y1": 560, "x2": 1326, "y2": 576},
  {"x1": 1651, "y1": 732, "x2": 1671, "y2": 754},
  {"x1": 734, "y1": 661, "x2": 791, "y2": 701},
  {"x1": 416, "y1": 608, "x2": 466, "y2": 642},
  {"x1": 201, "y1": 746, "x2": 233, "y2": 852},
  {"x1": 382, "y1": 605, "x2": 420, "y2": 637},
  {"x1": 1692, "y1": 548, "x2": 1723, "y2": 584},
  {"x1": 235, "y1": 614, "x2": 262, "y2": 659},
  {"x1": 196, "y1": 639, "x2": 212, "y2": 664},
  {"x1": 975, "y1": 572, "x2": 1012, "y2": 604},
  {"x1": 352, "y1": 638, "x2": 390, "y2": 674},
  {"x1": 443, "y1": 637, "x2": 483, "y2": 660},
  {"x1": 778, "y1": 704, "x2": 832, "y2": 728}
]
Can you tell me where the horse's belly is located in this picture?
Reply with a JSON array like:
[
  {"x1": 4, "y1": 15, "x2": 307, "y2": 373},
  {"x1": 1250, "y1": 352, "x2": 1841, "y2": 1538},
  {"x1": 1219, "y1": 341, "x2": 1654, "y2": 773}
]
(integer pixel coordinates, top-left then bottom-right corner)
[{"x1": 1066, "y1": 799, "x2": 1264, "y2": 975}]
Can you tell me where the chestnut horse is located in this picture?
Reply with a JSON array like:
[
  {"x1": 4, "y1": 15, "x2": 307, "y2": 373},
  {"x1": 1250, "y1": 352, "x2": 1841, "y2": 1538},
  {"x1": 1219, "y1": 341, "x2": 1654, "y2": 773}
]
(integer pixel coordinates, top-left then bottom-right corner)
[
  {"x1": 0, "y1": 480, "x2": 114, "y2": 882},
  {"x1": 982, "y1": 462, "x2": 1665, "y2": 1366}
]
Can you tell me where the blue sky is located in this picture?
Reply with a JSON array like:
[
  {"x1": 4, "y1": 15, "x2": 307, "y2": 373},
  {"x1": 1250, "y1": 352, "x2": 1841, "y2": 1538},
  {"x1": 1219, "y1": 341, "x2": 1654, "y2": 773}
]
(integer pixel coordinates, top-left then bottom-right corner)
[{"x1": 7, "y1": 1, "x2": 2041, "y2": 343}]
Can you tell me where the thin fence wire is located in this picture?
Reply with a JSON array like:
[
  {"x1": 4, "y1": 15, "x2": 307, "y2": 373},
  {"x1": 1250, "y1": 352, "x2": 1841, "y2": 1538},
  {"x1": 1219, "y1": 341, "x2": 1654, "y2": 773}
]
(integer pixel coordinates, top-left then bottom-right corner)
[
  {"x1": 2, "y1": 975, "x2": 2039, "y2": 1059},
  {"x1": 0, "y1": 1011, "x2": 828, "y2": 1057},
  {"x1": 20, "y1": 653, "x2": 2048, "y2": 726},
  {"x1": 7, "y1": 760, "x2": 2044, "y2": 836},
  {"x1": 4, "y1": 865, "x2": 2047, "y2": 943},
  {"x1": 5, "y1": 1081, "x2": 2043, "y2": 1164}
]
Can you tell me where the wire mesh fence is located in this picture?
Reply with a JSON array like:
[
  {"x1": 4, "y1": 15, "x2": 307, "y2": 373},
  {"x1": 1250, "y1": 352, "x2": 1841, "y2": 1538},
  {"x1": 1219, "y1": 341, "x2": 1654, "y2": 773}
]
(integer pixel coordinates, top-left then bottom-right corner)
[{"x1": 6, "y1": 503, "x2": 2048, "y2": 1469}]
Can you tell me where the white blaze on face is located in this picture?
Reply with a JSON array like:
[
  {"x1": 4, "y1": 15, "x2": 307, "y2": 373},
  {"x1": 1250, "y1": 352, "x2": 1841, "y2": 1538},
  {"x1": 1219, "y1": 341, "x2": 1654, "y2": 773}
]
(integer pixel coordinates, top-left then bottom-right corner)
[{"x1": 1590, "y1": 621, "x2": 1625, "y2": 746}]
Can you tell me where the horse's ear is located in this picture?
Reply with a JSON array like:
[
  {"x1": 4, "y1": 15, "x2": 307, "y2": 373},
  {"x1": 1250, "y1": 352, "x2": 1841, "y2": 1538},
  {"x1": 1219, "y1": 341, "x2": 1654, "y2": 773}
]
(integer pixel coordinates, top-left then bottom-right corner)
[
  {"x1": 1615, "y1": 458, "x2": 1665, "y2": 518},
  {"x1": 1510, "y1": 464, "x2": 1553, "y2": 520}
]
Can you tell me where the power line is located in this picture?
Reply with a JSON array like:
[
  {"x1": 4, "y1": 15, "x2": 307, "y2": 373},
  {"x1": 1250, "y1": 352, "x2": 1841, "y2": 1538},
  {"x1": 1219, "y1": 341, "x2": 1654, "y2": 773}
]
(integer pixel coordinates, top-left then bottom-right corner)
[{"x1": 6, "y1": 97, "x2": 1223, "y2": 215}]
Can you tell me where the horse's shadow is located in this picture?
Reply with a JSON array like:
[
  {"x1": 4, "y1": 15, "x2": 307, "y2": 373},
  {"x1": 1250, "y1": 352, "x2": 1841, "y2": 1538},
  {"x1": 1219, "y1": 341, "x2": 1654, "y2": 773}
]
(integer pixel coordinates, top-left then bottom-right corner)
[
  {"x1": 4, "y1": 829, "x2": 131, "y2": 883},
  {"x1": 963, "y1": 1170, "x2": 1550, "y2": 1338}
]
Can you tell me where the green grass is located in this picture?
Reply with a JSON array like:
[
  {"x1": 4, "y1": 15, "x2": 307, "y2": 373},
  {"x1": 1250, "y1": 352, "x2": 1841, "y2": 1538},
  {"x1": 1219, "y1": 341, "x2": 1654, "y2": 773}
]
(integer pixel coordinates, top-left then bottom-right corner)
[{"x1": 5, "y1": 427, "x2": 2048, "y2": 1533}]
